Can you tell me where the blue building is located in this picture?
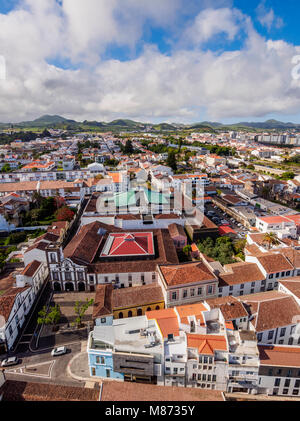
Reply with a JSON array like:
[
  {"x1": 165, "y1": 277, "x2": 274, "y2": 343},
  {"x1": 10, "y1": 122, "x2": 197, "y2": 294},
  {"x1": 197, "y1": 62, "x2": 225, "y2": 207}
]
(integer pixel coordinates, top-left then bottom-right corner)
[{"x1": 88, "y1": 326, "x2": 124, "y2": 380}]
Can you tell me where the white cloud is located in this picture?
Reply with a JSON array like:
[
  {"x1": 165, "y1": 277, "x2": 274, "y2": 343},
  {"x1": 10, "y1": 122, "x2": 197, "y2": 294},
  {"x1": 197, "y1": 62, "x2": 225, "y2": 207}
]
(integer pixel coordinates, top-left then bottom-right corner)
[
  {"x1": 256, "y1": 1, "x2": 284, "y2": 31},
  {"x1": 183, "y1": 8, "x2": 243, "y2": 45},
  {"x1": 0, "y1": 0, "x2": 298, "y2": 124}
]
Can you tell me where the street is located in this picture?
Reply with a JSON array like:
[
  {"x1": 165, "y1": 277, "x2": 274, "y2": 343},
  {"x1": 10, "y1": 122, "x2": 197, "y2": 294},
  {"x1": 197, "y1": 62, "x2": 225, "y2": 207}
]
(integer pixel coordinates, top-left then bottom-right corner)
[{"x1": 3, "y1": 341, "x2": 84, "y2": 387}]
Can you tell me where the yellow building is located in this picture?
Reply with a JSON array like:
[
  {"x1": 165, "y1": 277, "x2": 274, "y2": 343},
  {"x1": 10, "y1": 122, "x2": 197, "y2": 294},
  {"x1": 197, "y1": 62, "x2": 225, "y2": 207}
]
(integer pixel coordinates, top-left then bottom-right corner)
[{"x1": 92, "y1": 283, "x2": 165, "y2": 324}]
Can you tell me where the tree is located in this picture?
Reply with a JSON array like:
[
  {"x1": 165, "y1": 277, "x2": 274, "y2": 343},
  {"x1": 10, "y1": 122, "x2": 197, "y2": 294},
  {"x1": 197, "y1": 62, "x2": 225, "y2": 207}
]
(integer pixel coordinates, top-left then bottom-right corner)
[
  {"x1": 183, "y1": 245, "x2": 192, "y2": 257},
  {"x1": 73, "y1": 298, "x2": 94, "y2": 328},
  {"x1": 124, "y1": 139, "x2": 134, "y2": 154},
  {"x1": 1, "y1": 163, "x2": 11, "y2": 173},
  {"x1": 56, "y1": 206, "x2": 75, "y2": 222},
  {"x1": 263, "y1": 232, "x2": 280, "y2": 250},
  {"x1": 280, "y1": 171, "x2": 295, "y2": 181},
  {"x1": 37, "y1": 304, "x2": 61, "y2": 331},
  {"x1": 167, "y1": 151, "x2": 177, "y2": 171}
]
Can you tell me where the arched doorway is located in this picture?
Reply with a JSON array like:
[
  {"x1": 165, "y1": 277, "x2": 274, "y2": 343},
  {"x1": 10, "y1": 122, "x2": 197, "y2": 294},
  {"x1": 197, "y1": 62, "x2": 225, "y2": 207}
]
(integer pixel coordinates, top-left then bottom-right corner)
[
  {"x1": 128, "y1": 311, "x2": 133, "y2": 318},
  {"x1": 78, "y1": 282, "x2": 86, "y2": 292},
  {"x1": 119, "y1": 312, "x2": 124, "y2": 319},
  {"x1": 147, "y1": 307, "x2": 151, "y2": 312},
  {"x1": 65, "y1": 282, "x2": 74, "y2": 292},
  {"x1": 53, "y1": 282, "x2": 61, "y2": 292},
  {"x1": 137, "y1": 308, "x2": 143, "y2": 316},
  {"x1": 155, "y1": 306, "x2": 160, "y2": 310}
]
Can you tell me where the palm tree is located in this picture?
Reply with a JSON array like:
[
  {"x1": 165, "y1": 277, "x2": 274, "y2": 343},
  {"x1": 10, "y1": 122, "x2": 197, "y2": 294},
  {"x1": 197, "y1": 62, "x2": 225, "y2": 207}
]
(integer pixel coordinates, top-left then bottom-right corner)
[{"x1": 263, "y1": 232, "x2": 280, "y2": 250}]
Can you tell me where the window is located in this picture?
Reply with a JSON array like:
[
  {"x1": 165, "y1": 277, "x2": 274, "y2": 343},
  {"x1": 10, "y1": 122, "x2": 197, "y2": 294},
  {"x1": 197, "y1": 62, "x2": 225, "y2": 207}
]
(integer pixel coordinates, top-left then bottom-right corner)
[
  {"x1": 268, "y1": 330, "x2": 274, "y2": 340},
  {"x1": 286, "y1": 271, "x2": 291, "y2": 276},
  {"x1": 207, "y1": 286, "x2": 213, "y2": 295},
  {"x1": 128, "y1": 275, "x2": 132, "y2": 282},
  {"x1": 269, "y1": 274, "x2": 273, "y2": 279},
  {"x1": 78, "y1": 272, "x2": 84, "y2": 281},
  {"x1": 240, "y1": 291, "x2": 244, "y2": 296},
  {"x1": 52, "y1": 271, "x2": 59, "y2": 280},
  {"x1": 295, "y1": 380, "x2": 300, "y2": 388},
  {"x1": 50, "y1": 253, "x2": 56, "y2": 263},
  {"x1": 274, "y1": 378, "x2": 281, "y2": 387},
  {"x1": 288, "y1": 338, "x2": 294, "y2": 345},
  {"x1": 104, "y1": 276, "x2": 108, "y2": 283},
  {"x1": 284, "y1": 379, "x2": 291, "y2": 388},
  {"x1": 261, "y1": 280, "x2": 266, "y2": 285},
  {"x1": 229, "y1": 286, "x2": 233, "y2": 291},
  {"x1": 101, "y1": 318, "x2": 106, "y2": 324},
  {"x1": 65, "y1": 272, "x2": 71, "y2": 281},
  {"x1": 251, "y1": 288, "x2": 254, "y2": 294},
  {"x1": 280, "y1": 328, "x2": 286, "y2": 337},
  {"x1": 198, "y1": 288, "x2": 202, "y2": 296},
  {"x1": 190, "y1": 289, "x2": 195, "y2": 297},
  {"x1": 183, "y1": 290, "x2": 188, "y2": 298},
  {"x1": 8, "y1": 325, "x2": 13, "y2": 336},
  {"x1": 279, "y1": 340, "x2": 284, "y2": 344},
  {"x1": 240, "y1": 284, "x2": 244, "y2": 289},
  {"x1": 106, "y1": 369, "x2": 110, "y2": 378},
  {"x1": 152, "y1": 273, "x2": 156, "y2": 280},
  {"x1": 115, "y1": 276, "x2": 119, "y2": 283},
  {"x1": 276, "y1": 273, "x2": 280, "y2": 278},
  {"x1": 293, "y1": 389, "x2": 299, "y2": 396},
  {"x1": 171, "y1": 292, "x2": 177, "y2": 301},
  {"x1": 281, "y1": 272, "x2": 285, "y2": 277},
  {"x1": 276, "y1": 369, "x2": 282, "y2": 375},
  {"x1": 268, "y1": 369, "x2": 273, "y2": 376},
  {"x1": 290, "y1": 325, "x2": 296, "y2": 335},
  {"x1": 257, "y1": 333, "x2": 262, "y2": 342},
  {"x1": 23, "y1": 303, "x2": 26, "y2": 312},
  {"x1": 212, "y1": 375, "x2": 216, "y2": 382},
  {"x1": 251, "y1": 282, "x2": 255, "y2": 287},
  {"x1": 92, "y1": 367, "x2": 96, "y2": 376}
]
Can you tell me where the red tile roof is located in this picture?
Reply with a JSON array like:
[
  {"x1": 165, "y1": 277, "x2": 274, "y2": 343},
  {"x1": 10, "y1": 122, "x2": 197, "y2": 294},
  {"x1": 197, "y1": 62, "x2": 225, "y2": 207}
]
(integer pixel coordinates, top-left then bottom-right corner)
[
  {"x1": 187, "y1": 334, "x2": 228, "y2": 355},
  {"x1": 101, "y1": 232, "x2": 154, "y2": 257},
  {"x1": 259, "y1": 345, "x2": 300, "y2": 368},
  {"x1": 22, "y1": 260, "x2": 42, "y2": 277},
  {"x1": 159, "y1": 262, "x2": 216, "y2": 287}
]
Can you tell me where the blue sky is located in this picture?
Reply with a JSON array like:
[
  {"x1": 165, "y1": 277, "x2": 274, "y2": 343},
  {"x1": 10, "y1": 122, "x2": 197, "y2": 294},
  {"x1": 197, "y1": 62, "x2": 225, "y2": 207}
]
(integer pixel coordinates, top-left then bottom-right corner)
[{"x1": 0, "y1": 0, "x2": 300, "y2": 123}]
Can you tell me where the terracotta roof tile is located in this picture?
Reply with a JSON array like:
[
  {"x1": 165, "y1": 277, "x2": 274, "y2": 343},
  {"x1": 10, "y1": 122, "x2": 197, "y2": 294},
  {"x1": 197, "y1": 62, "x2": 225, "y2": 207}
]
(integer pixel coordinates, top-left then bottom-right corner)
[
  {"x1": 259, "y1": 345, "x2": 300, "y2": 368},
  {"x1": 159, "y1": 262, "x2": 216, "y2": 287},
  {"x1": 101, "y1": 381, "x2": 223, "y2": 401}
]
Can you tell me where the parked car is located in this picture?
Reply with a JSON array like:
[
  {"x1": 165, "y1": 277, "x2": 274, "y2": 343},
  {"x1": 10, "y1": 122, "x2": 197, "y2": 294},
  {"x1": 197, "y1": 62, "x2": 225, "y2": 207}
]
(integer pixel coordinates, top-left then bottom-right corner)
[
  {"x1": 51, "y1": 346, "x2": 68, "y2": 357},
  {"x1": 1, "y1": 357, "x2": 20, "y2": 367}
]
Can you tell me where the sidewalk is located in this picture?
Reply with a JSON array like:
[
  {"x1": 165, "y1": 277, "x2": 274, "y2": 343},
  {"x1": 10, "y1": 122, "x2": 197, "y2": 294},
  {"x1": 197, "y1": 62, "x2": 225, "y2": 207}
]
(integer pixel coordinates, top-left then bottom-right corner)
[{"x1": 67, "y1": 341, "x2": 100, "y2": 383}]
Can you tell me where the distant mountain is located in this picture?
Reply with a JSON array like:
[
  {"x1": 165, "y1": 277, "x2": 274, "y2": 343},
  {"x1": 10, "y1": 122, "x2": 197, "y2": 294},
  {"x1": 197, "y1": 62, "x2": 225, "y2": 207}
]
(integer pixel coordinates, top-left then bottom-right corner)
[
  {"x1": 234, "y1": 119, "x2": 300, "y2": 130},
  {"x1": 1, "y1": 115, "x2": 300, "y2": 132},
  {"x1": 17, "y1": 114, "x2": 77, "y2": 127},
  {"x1": 198, "y1": 121, "x2": 223, "y2": 128}
]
